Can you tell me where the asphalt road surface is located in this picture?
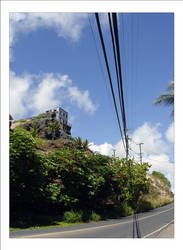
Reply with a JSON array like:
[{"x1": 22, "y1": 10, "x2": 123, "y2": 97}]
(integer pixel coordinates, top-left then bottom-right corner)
[{"x1": 10, "y1": 203, "x2": 174, "y2": 238}]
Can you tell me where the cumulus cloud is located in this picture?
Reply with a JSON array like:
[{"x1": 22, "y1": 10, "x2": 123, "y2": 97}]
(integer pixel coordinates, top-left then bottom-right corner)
[
  {"x1": 89, "y1": 142, "x2": 114, "y2": 156},
  {"x1": 89, "y1": 122, "x2": 174, "y2": 188},
  {"x1": 131, "y1": 122, "x2": 169, "y2": 155},
  {"x1": 68, "y1": 86, "x2": 97, "y2": 114},
  {"x1": 166, "y1": 122, "x2": 174, "y2": 143},
  {"x1": 10, "y1": 71, "x2": 33, "y2": 117},
  {"x1": 10, "y1": 12, "x2": 87, "y2": 46},
  {"x1": 10, "y1": 71, "x2": 97, "y2": 119}
]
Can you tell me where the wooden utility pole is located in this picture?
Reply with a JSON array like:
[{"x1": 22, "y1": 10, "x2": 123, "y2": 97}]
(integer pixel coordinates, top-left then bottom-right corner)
[
  {"x1": 112, "y1": 148, "x2": 116, "y2": 157},
  {"x1": 137, "y1": 143, "x2": 144, "y2": 164}
]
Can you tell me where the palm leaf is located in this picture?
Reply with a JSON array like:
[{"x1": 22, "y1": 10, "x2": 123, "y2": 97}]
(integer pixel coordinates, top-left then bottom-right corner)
[{"x1": 153, "y1": 81, "x2": 174, "y2": 117}]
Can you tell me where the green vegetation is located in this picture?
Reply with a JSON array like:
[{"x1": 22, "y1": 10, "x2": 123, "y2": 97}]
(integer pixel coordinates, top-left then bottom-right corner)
[
  {"x1": 153, "y1": 81, "x2": 174, "y2": 116},
  {"x1": 63, "y1": 210, "x2": 83, "y2": 223},
  {"x1": 32, "y1": 112, "x2": 47, "y2": 121},
  {"x1": 47, "y1": 121, "x2": 61, "y2": 141},
  {"x1": 152, "y1": 171, "x2": 171, "y2": 188},
  {"x1": 30, "y1": 124, "x2": 39, "y2": 138},
  {"x1": 13, "y1": 119, "x2": 26, "y2": 123},
  {"x1": 10, "y1": 221, "x2": 82, "y2": 231},
  {"x1": 73, "y1": 136, "x2": 89, "y2": 150},
  {"x1": 137, "y1": 191, "x2": 173, "y2": 212},
  {"x1": 9, "y1": 127, "x2": 172, "y2": 230},
  {"x1": 90, "y1": 212, "x2": 101, "y2": 222}
]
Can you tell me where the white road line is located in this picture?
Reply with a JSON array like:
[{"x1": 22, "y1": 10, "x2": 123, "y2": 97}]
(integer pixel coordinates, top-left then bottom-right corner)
[
  {"x1": 20, "y1": 207, "x2": 174, "y2": 238},
  {"x1": 143, "y1": 220, "x2": 174, "y2": 238}
]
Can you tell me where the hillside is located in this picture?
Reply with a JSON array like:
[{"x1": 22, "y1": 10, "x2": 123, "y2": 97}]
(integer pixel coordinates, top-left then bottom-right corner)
[
  {"x1": 12, "y1": 112, "x2": 174, "y2": 204},
  {"x1": 10, "y1": 112, "x2": 173, "y2": 228},
  {"x1": 138, "y1": 173, "x2": 174, "y2": 212}
]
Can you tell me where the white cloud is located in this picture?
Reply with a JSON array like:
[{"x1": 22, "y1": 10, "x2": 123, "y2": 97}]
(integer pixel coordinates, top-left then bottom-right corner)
[
  {"x1": 89, "y1": 142, "x2": 114, "y2": 156},
  {"x1": 28, "y1": 73, "x2": 71, "y2": 113},
  {"x1": 9, "y1": 13, "x2": 88, "y2": 61},
  {"x1": 10, "y1": 13, "x2": 88, "y2": 46},
  {"x1": 130, "y1": 122, "x2": 169, "y2": 155},
  {"x1": 89, "y1": 122, "x2": 174, "y2": 188},
  {"x1": 68, "y1": 86, "x2": 97, "y2": 114},
  {"x1": 10, "y1": 71, "x2": 97, "y2": 119},
  {"x1": 10, "y1": 71, "x2": 33, "y2": 117},
  {"x1": 166, "y1": 122, "x2": 174, "y2": 143}
]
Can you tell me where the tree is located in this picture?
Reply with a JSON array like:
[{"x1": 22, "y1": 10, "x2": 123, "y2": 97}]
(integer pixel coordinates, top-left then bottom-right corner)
[
  {"x1": 30, "y1": 124, "x2": 39, "y2": 138},
  {"x1": 82, "y1": 139, "x2": 89, "y2": 150},
  {"x1": 153, "y1": 81, "x2": 174, "y2": 116},
  {"x1": 73, "y1": 137, "x2": 90, "y2": 151},
  {"x1": 48, "y1": 121, "x2": 60, "y2": 142},
  {"x1": 74, "y1": 136, "x2": 83, "y2": 149},
  {"x1": 10, "y1": 127, "x2": 49, "y2": 225}
]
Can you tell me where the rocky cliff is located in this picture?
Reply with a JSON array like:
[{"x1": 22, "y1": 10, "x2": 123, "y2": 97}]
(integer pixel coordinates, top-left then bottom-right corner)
[{"x1": 12, "y1": 112, "x2": 72, "y2": 142}]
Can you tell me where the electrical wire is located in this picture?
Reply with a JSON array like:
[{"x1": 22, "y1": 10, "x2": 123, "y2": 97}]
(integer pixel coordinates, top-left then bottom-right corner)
[
  {"x1": 108, "y1": 13, "x2": 123, "y2": 123},
  {"x1": 111, "y1": 13, "x2": 129, "y2": 158},
  {"x1": 87, "y1": 13, "x2": 121, "y2": 136},
  {"x1": 95, "y1": 13, "x2": 126, "y2": 151}
]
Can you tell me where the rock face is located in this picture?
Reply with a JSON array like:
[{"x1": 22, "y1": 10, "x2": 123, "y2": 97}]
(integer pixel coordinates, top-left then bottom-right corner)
[
  {"x1": 14, "y1": 112, "x2": 72, "y2": 141},
  {"x1": 147, "y1": 174, "x2": 174, "y2": 199}
]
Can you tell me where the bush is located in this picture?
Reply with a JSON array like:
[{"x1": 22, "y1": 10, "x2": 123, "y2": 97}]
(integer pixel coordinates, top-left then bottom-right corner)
[
  {"x1": 119, "y1": 202, "x2": 134, "y2": 217},
  {"x1": 63, "y1": 210, "x2": 82, "y2": 223},
  {"x1": 137, "y1": 199, "x2": 154, "y2": 212},
  {"x1": 89, "y1": 212, "x2": 101, "y2": 222}
]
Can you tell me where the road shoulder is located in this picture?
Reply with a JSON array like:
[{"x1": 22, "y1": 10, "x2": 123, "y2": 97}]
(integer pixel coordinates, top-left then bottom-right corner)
[{"x1": 146, "y1": 221, "x2": 174, "y2": 238}]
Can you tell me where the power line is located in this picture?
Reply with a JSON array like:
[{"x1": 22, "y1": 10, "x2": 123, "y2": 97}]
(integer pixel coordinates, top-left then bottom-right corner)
[
  {"x1": 111, "y1": 13, "x2": 129, "y2": 158},
  {"x1": 108, "y1": 13, "x2": 123, "y2": 123},
  {"x1": 95, "y1": 13, "x2": 126, "y2": 152},
  {"x1": 87, "y1": 13, "x2": 122, "y2": 133},
  {"x1": 87, "y1": 14, "x2": 108, "y2": 89}
]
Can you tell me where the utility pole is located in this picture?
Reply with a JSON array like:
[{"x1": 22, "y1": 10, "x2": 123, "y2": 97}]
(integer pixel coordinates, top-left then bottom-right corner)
[
  {"x1": 137, "y1": 143, "x2": 144, "y2": 164},
  {"x1": 125, "y1": 128, "x2": 129, "y2": 159},
  {"x1": 112, "y1": 148, "x2": 116, "y2": 157},
  {"x1": 124, "y1": 128, "x2": 133, "y2": 160}
]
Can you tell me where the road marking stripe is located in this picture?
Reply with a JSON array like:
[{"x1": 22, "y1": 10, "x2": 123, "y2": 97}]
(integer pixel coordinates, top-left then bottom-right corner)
[
  {"x1": 20, "y1": 207, "x2": 174, "y2": 238},
  {"x1": 143, "y1": 219, "x2": 174, "y2": 238}
]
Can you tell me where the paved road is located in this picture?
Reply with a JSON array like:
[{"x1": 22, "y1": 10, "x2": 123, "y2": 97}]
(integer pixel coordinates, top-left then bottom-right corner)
[{"x1": 10, "y1": 203, "x2": 174, "y2": 238}]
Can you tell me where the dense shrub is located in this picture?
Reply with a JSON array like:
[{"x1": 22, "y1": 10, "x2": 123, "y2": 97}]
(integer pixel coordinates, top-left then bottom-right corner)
[
  {"x1": 63, "y1": 210, "x2": 82, "y2": 223},
  {"x1": 120, "y1": 202, "x2": 134, "y2": 217},
  {"x1": 10, "y1": 127, "x2": 55, "y2": 225},
  {"x1": 89, "y1": 212, "x2": 101, "y2": 222}
]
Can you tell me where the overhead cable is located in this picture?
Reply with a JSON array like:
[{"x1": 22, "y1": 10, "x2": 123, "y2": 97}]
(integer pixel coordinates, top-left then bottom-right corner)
[
  {"x1": 108, "y1": 13, "x2": 123, "y2": 121},
  {"x1": 111, "y1": 13, "x2": 129, "y2": 158},
  {"x1": 95, "y1": 13, "x2": 126, "y2": 151}
]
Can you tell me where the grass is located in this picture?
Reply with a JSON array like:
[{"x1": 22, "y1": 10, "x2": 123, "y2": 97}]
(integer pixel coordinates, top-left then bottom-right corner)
[
  {"x1": 10, "y1": 221, "x2": 83, "y2": 231},
  {"x1": 32, "y1": 113, "x2": 47, "y2": 121},
  {"x1": 13, "y1": 119, "x2": 26, "y2": 123},
  {"x1": 10, "y1": 210, "x2": 102, "y2": 231},
  {"x1": 137, "y1": 191, "x2": 174, "y2": 212}
]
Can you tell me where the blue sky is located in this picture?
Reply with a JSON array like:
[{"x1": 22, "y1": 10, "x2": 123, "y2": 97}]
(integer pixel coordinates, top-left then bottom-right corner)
[{"x1": 10, "y1": 12, "x2": 174, "y2": 188}]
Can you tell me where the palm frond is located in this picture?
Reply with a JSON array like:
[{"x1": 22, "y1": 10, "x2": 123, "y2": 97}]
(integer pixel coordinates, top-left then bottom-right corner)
[{"x1": 153, "y1": 94, "x2": 174, "y2": 106}]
